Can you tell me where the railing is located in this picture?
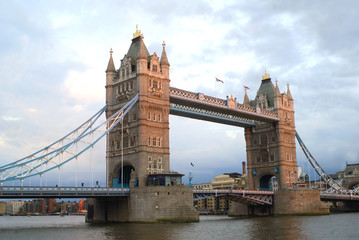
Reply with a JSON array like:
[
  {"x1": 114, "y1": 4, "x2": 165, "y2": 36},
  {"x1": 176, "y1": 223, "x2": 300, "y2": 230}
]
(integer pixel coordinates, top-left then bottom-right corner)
[
  {"x1": 0, "y1": 186, "x2": 130, "y2": 198},
  {"x1": 169, "y1": 87, "x2": 279, "y2": 121}
]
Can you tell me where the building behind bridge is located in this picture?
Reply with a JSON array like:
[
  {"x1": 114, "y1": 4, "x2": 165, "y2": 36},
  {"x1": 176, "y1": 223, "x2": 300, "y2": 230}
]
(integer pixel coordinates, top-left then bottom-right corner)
[{"x1": 193, "y1": 172, "x2": 248, "y2": 214}]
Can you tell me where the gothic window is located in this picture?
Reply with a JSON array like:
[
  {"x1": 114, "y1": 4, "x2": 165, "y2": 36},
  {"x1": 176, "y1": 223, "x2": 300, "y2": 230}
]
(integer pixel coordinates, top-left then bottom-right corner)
[
  {"x1": 257, "y1": 155, "x2": 261, "y2": 163},
  {"x1": 119, "y1": 84, "x2": 122, "y2": 93},
  {"x1": 158, "y1": 157, "x2": 162, "y2": 163},
  {"x1": 262, "y1": 152, "x2": 268, "y2": 162},
  {"x1": 261, "y1": 135, "x2": 268, "y2": 146},
  {"x1": 152, "y1": 137, "x2": 156, "y2": 146},
  {"x1": 130, "y1": 81, "x2": 133, "y2": 90},
  {"x1": 157, "y1": 137, "x2": 161, "y2": 147},
  {"x1": 157, "y1": 113, "x2": 161, "y2": 122},
  {"x1": 148, "y1": 137, "x2": 151, "y2": 146},
  {"x1": 152, "y1": 112, "x2": 156, "y2": 121},
  {"x1": 122, "y1": 69, "x2": 125, "y2": 79},
  {"x1": 153, "y1": 80, "x2": 158, "y2": 89},
  {"x1": 153, "y1": 160, "x2": 157, "y2": 169},
  {"x1": 152, "y1": 65, "x2": 157, "y2": 72},
  {"x1": 126, "y1": 68, "x2": 129, "y2": 77},
  {"x1": 130, "y1": 136, "x2": 136, "y2": 147},
  {"x1": 270, "y1": 154, "x2": 275, "y2": 162},
  {"x1": 123, "y1": 135, "x2": 128, "y2": 148},
  {"x1": 147, "y1": 112, "x2": 151, "y2": 120}
]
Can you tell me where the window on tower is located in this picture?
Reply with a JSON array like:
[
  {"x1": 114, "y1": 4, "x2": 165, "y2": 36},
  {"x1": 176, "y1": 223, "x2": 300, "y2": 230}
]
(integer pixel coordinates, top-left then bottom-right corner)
[{"x1": 152, "y1": 65, "x2": 157, "y2": 72}]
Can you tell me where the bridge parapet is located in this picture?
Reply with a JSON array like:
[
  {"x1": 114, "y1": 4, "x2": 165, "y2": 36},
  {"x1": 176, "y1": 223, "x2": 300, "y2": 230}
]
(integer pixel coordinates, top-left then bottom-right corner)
[
  {"x1": 193, "y1": 189, "x2": 274, "y2": 206},
  {"x1": 0, "y1": 186, "x2": 130, "y2": 198},
  {"x1": 169, "y1": 87, "x2": 279, "y2": 124}
]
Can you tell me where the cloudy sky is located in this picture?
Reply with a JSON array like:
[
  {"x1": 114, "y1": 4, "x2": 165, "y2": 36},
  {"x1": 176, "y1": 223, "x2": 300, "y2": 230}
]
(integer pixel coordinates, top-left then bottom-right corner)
[{"x1": 0, "y1": 0, "x2": 358, "y2": 186}]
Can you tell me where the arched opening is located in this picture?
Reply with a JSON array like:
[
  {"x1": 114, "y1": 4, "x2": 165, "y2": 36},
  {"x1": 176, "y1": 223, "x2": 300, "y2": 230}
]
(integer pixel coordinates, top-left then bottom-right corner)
[
  {"x1": 260, "y1": 175, "x2": 277, "y2": 191},
  {"x1": 113, "y1": 165, "x2": 135, "y2": 188}
]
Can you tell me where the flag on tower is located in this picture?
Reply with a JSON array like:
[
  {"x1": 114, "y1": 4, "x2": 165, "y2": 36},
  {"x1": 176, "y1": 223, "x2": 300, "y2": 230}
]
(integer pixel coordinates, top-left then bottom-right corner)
[
  {"x1": 190, "y1": 162, "x2": 195, "y2": 167},
  {"x1": 215, "y1": 78, "x2": 224, "y2": 83},
  {"x1": 244, "y1": 86, "x2": 250, "y2": 90}
]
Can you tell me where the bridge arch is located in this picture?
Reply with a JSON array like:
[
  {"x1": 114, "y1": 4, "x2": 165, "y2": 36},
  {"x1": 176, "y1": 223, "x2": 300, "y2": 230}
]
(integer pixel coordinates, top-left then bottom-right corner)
[
  {"x1": 112, "y1": 162, "x2": 136, "y2": 188},
  {"x1": 259, "y1": 175, "x2": 277, "y2": 191}
]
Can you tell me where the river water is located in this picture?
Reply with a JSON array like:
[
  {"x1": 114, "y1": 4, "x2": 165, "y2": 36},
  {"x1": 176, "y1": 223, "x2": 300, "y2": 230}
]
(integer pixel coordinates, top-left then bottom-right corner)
[{"x1": 0, "y1": 213, "x2": 358, "y2": 240}]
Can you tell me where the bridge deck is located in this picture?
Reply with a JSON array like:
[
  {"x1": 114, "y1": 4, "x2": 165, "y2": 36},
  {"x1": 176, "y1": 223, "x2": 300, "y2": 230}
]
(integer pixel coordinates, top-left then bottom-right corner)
[
  {"x1": 0, "y1": 186, "x2": 129, "y2": 198},
  {"x1": 169, "y1": 87, "x2": 279, "y2": 127}
]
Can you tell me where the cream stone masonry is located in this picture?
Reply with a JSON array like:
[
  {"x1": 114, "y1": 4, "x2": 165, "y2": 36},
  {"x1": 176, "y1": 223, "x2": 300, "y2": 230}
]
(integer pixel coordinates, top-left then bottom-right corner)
[{"x1": 105, "y1": 33, "x2": 170, "y2": 188}]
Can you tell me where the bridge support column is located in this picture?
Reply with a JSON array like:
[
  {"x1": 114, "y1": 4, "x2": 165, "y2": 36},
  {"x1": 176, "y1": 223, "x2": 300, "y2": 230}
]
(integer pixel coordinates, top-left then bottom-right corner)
[
  {"x1": 273, "y1": 189, "x2": 329, "y2": 215},
  {"x1": 86, "y1": 197, "x2": 130, "y2": 223},
  {"x1": 86, "y1": 185, "x2": 199, "y2": 223},
  {"x1": 228, "y1": 202, "x2": 273, "y2": 217}
]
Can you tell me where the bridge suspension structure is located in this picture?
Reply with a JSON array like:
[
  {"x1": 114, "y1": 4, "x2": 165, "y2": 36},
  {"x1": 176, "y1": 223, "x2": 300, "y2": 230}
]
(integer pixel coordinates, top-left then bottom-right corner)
[
  {"x1": 296, "y1": 131, "x2": 357, "y2": 195},
  {"x1": 0, "y1": 94, "x2": 139, "y2": 186}
]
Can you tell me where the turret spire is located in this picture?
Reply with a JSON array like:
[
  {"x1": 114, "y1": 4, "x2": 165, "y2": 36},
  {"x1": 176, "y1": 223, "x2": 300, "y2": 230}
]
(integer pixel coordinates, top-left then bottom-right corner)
[
  {"x1": 138, "y1": 38, "x2": 148, "y2": 60},
  {"x1": 106, "y1": 48, "x2": 116, "y2": 72},
  {"x1": 275, "y1": 78, "x2": 281, "y2": 97},
  {"x1": 243, "y1": 88, "x2": 250, "y2": 106},
  {"x1": 287, "y1": 83, "x2": 293, "y2": 100},
  {"x1": 160, "y1": 41, "x2": 170, "y2": 66}
]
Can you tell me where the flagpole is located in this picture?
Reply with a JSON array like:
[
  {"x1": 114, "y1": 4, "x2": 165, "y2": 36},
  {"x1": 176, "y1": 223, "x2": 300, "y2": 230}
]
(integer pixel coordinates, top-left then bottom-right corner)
[{"x1": 214, "y1": 80, "x2": 217, "y2": 97}]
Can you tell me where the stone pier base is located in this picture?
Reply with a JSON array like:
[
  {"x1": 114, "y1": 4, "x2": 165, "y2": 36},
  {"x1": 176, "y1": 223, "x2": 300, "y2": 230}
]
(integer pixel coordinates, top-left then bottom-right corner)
[
  {"x1": 86, "y1": 185, "x2": 199, "y2": 223},
  {"x1": 274, "y1": 189, "x2": 329, "y2": 215},
  {"x1": 228, "y1": 202, "x2": 273, "y2": 216},
  {"x1": 228, "y1": 189, "x2": 329, "y2": 217}
]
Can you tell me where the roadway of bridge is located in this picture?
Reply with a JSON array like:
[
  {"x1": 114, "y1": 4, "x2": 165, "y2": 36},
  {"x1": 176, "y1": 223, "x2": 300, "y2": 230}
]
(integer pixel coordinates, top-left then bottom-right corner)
[
  {"x1": 0, "y1": 186, "x2": 130, "y2": 198},
  {"x1": 169, "y1": 87, "x2": 279, "y2": 127}
]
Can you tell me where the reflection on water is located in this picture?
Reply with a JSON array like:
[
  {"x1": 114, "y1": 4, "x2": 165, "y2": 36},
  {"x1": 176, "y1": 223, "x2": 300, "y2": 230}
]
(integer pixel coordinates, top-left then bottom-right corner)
[{"x1": 0, "y1": 213, "x2": 358, "y2": 240}]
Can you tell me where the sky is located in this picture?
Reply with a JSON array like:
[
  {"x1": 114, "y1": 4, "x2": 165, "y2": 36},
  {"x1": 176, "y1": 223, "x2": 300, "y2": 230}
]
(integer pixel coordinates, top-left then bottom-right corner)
[{"x1": 0, "y1": 0, "x2": 358, "y2": 186}]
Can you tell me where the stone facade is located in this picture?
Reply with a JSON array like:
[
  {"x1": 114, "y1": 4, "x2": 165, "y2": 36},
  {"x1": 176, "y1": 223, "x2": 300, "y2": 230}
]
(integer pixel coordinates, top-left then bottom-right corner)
[
  {"x1": 245, "y1": 73, "x2": 298, "y2": 190},
  {"x1": 105, "y1": 30, "x2": 171, "y2": 188},
  {"x1": 274, "y1": 189, "x2": 329, "y2": 215},
  {"x1": 86, "y1": 185, "x2": 199, "y2": 223}
]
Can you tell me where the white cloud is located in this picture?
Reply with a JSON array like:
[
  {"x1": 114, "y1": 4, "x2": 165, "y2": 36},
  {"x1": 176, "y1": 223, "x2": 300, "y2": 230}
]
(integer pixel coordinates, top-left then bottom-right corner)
[
  {"x1": 2, "y1": 116, "x2": 22, "y2": 121},
  {"x1": 0, "y1": 0, "x2": 358, "y2": 185}
]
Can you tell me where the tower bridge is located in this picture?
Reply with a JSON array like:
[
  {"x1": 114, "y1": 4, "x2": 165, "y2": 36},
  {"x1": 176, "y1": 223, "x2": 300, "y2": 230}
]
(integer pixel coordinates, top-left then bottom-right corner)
[{"x1": 1, "y1": 28, "x2": 358, "y2": 222}]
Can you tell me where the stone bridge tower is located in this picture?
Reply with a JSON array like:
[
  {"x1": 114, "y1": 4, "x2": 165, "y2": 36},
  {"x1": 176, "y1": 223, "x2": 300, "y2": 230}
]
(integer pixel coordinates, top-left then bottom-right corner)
[
  {"x1": 244, "y1": 71, "x2": 298, "y2": 190},
  {"x1": 105, "y1": 28, "x2": 170, "y2": 187}
]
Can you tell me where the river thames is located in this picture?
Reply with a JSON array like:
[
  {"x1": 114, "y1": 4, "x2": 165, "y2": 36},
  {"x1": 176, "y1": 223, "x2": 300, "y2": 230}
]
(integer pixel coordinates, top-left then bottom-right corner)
[{"x1": 0, "y1": 213, "x2": 358, "y2": 240}]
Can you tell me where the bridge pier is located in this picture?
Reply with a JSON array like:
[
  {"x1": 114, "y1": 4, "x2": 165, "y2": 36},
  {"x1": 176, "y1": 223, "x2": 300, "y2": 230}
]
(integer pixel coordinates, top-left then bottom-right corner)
[
  {"x1": 228, "y1": 202, "x2": 274, "y2": 217},
  {"x1": 86, "y1": 185, "x2": 199, "y2": 223},
  {"x1": 273, "y1": 189, "x2": 329, "y2": 215}
]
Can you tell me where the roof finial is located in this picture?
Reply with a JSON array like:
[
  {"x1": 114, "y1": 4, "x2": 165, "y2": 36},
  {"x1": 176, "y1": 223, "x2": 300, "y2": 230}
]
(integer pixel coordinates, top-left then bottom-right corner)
[
  {"x1": 110, "y1": 48, "x2": 113, "y2": 55},
  {"x1": 133, "y1": 24, "x2": 143, "y2": 39},
  {"x1": 262, "y1": 69, "x2": 271, "y2": 80},
  {"x1": 162, "y1": 41, "x2": 166, "y2": 48}
]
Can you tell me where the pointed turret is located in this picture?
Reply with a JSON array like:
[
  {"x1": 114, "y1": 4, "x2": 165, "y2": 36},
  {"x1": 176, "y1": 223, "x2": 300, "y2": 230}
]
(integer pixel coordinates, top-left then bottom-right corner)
[
  {"x1": 274, "y1": 78, "x2": 282, "y2": 109},
  {"x1": 160, "y1": 41, "x2": 170, "y2": 78},
  {"x1": 106, "y1": 48, "x2": 116, "y2": 73},
  {"x1": 138, "y1": 38, "x2": 148, "y2": 60},
  {"x1": 243, "y1": 88, "x2": 250, "y2": 106},
  {"x1": 287, "y1": 83, "x2": 293, "y2": 100},
  {"x1": 275, "y1": 79, "x2": 281, "y2": 97},
  {"x1": 160, "y1": 41, "x2": 170, "y2": 66},
  {"x1": 106, "y1": 48, "x2": 116, "y2": 106}
]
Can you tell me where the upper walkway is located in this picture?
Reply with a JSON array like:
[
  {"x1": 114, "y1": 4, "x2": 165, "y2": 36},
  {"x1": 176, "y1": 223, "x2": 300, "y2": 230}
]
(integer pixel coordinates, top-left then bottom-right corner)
[{"x1": 169, "y1": 87, "x2": 279, "y2": 127}]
